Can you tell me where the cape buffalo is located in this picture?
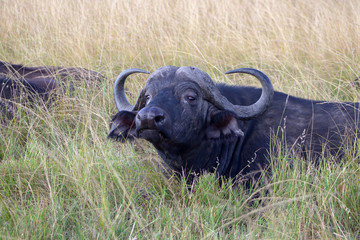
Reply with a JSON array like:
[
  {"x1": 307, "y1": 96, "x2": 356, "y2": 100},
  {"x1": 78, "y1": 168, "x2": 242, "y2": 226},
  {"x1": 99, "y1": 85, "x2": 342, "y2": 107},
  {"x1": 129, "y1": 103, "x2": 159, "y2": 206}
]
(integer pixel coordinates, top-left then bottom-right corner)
[
  {"x1": 108, "y1": 66, "x2": 359, "y2": 182},
  {"x1": 0, "y1": 61, "x2": 104, "y2": 87},
  {"x1": 0, "y1": 61, "x2": 105, "y2": 119},
  {"x1": 0, "y1": 75, "x2": 53, "y2": 118}
]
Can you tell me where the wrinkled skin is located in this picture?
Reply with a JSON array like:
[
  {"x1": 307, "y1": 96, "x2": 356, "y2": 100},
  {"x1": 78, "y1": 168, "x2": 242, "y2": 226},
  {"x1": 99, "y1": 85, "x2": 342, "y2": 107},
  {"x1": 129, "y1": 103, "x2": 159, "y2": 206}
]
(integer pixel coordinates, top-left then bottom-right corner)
[{"x1": 108, "y1": 66, "x2": 360, "y2": 183}]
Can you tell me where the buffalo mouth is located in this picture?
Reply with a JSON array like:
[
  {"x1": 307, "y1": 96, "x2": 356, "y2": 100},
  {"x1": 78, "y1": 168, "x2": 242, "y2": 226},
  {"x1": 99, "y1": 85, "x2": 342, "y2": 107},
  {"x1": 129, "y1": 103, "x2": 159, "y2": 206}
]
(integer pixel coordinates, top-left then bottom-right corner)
[{"x1": 137, "y1": 128, "x2": 167, "y2": 143}]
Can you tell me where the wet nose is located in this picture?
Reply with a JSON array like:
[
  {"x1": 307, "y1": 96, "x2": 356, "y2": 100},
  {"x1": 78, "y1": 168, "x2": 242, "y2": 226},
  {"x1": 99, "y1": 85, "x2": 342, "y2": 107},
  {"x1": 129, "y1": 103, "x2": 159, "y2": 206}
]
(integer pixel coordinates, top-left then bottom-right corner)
[{"x1": 136, "y1": 107, "x2": 166, "y2": 129}]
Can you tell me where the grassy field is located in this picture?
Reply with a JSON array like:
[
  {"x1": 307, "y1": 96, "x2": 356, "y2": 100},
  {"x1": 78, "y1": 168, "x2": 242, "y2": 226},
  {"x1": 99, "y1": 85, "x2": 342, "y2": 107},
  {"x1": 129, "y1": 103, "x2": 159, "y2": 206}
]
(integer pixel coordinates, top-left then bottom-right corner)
[{"x1": 0, "y1": 0, "x2": 359, "y2": 238}]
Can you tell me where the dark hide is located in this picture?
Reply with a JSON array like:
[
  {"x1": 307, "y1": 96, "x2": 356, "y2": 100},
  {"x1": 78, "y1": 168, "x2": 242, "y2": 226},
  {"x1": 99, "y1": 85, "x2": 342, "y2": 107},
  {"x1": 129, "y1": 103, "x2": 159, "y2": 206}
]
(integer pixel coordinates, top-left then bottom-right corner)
[
  {"x1": 0, "y1": 61, "x2": 105, "y2": 120},
  {"x1": 0, "y1": 61, "x2": 105, "y2": 88},
  {"x1": 0, "y1": 75, "x2": 54, "y2": 120},
  {"x1": 108, "y1": 66, "x2": 360, "y2": 183}
]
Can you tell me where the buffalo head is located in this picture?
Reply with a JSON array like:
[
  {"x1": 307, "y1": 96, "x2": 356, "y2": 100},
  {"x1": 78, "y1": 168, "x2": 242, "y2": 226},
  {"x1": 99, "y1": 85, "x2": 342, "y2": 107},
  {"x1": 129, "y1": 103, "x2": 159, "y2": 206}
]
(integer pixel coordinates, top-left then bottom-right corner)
[{"x1": 108, "y1": 66, "x2": 273, "y2": 173}]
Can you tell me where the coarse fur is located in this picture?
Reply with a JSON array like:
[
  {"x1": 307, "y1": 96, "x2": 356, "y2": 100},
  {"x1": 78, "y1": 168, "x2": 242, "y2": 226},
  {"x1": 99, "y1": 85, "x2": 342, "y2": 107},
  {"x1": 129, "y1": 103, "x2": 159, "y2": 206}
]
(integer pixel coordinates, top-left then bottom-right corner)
[{"x1": 108, "y1": 66, "x2": 360, "y2": 183}]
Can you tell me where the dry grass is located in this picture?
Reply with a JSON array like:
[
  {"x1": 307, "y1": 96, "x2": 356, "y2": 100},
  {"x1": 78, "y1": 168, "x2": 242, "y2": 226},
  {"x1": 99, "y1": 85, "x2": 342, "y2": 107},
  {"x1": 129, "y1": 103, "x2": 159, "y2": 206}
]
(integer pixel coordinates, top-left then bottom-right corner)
[
  {"x1": 1, "y1": 0, "x2": 359, "y2": 96},
  {"x1": 0, "y1": 0, "x2": 359, "y2": 239},
  {"x1": 1, "y1": 0, "x2": 359, "y2": 76}
]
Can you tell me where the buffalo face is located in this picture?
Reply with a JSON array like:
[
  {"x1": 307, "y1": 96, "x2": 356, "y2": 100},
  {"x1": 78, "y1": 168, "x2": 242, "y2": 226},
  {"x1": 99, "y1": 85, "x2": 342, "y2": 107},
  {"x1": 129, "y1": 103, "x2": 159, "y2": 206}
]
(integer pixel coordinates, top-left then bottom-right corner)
[
  {"x1": 108, "y1": 66, "x2": 273, "y2": 172},
  {"x1": 134, "y1": 81, "x2": 241, "y2": 148}
]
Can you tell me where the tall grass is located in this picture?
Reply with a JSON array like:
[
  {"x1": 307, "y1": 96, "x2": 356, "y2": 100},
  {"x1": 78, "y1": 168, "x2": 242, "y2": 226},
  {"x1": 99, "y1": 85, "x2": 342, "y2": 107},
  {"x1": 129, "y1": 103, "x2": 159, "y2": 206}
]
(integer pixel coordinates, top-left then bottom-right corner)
[{"x1": 0, "y1": 0, "x2": 359, "y2": 238}]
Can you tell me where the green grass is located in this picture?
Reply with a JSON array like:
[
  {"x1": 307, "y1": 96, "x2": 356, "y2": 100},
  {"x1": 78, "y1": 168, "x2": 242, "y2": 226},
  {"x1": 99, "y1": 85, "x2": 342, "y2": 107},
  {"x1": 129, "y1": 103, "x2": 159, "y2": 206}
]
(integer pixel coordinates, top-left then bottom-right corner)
[{"x1": 1, "y1": 0, "x2": 360, "y2": 239}]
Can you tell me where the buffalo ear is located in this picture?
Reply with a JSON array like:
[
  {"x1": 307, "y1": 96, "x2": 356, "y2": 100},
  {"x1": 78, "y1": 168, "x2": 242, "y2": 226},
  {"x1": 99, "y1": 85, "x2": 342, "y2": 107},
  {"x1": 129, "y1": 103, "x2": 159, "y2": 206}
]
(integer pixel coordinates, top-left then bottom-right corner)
[
  {"x1": 206, "y1": 111, "x2": 244, "y2": 139},
  {"x1": 108, "y1": 111, "x2": 137, "y2": 141}
]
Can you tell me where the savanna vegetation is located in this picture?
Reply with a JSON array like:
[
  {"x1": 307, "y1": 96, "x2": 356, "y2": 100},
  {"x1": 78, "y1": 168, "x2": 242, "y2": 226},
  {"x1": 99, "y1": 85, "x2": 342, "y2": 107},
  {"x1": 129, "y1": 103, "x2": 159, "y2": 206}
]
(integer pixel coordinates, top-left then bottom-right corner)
[{"x1": 0, "y1": 0, "x2": 359, "y2": 238}]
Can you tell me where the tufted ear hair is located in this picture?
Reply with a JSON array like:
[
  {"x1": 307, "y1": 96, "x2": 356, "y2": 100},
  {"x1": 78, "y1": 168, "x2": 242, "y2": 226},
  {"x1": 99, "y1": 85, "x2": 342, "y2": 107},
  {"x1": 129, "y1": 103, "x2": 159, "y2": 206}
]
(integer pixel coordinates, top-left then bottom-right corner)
[
  {"x1": 108, "y1": 111, "x2": 138, "y2": 141},
  {"x1": 206, "y1": 110, "x2": 244, "y2": 139}
]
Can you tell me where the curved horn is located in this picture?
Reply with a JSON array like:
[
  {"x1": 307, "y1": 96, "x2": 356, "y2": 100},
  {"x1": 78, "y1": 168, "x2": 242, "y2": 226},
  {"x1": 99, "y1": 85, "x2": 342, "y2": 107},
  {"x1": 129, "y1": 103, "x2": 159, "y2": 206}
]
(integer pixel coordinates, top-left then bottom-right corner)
[
  {"x1": 113, "y1": 68, "x2": 149, "y2": 111},
  {"x1": 223, "y1": 68, "x2": 274, "y2": 119},
  {"x1": 196, "y1": 68, "x2": 273, "y2": 119},
  {"x1": 176, "y1": 67, "x2": 273, "y2": 119}
]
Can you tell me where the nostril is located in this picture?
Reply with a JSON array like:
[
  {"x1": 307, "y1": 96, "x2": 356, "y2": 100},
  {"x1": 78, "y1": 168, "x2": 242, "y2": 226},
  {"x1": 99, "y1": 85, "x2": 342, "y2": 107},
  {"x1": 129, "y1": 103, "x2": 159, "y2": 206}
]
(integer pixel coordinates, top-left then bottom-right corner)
[
  {"x1": 154, "y1": 115, "x2": 165, "y2": 123},
  {"x1": 137, "y1": 107, "x2": 166, "y2": 128}
]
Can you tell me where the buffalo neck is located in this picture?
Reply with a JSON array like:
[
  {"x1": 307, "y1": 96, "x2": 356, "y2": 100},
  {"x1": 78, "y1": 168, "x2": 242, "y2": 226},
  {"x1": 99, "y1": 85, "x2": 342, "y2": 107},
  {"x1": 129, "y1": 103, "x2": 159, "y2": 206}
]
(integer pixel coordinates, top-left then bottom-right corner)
[{"x1": 153, "y1": 133, "x2": 249, "y2": 179}]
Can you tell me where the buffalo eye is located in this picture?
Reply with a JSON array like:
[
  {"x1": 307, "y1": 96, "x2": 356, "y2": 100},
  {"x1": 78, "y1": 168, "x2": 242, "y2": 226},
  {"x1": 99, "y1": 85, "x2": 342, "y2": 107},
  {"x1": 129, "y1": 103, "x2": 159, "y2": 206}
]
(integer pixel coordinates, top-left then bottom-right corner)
[
  {"x1": 186, "y1": 95, "x2": 196, "y2": 102},
  {"x1": 145, "y1": 94, "x2": 151, "y2": 103},
  {"x1": 181, "y1": 88, "x2": 198, "y2": 104}
]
